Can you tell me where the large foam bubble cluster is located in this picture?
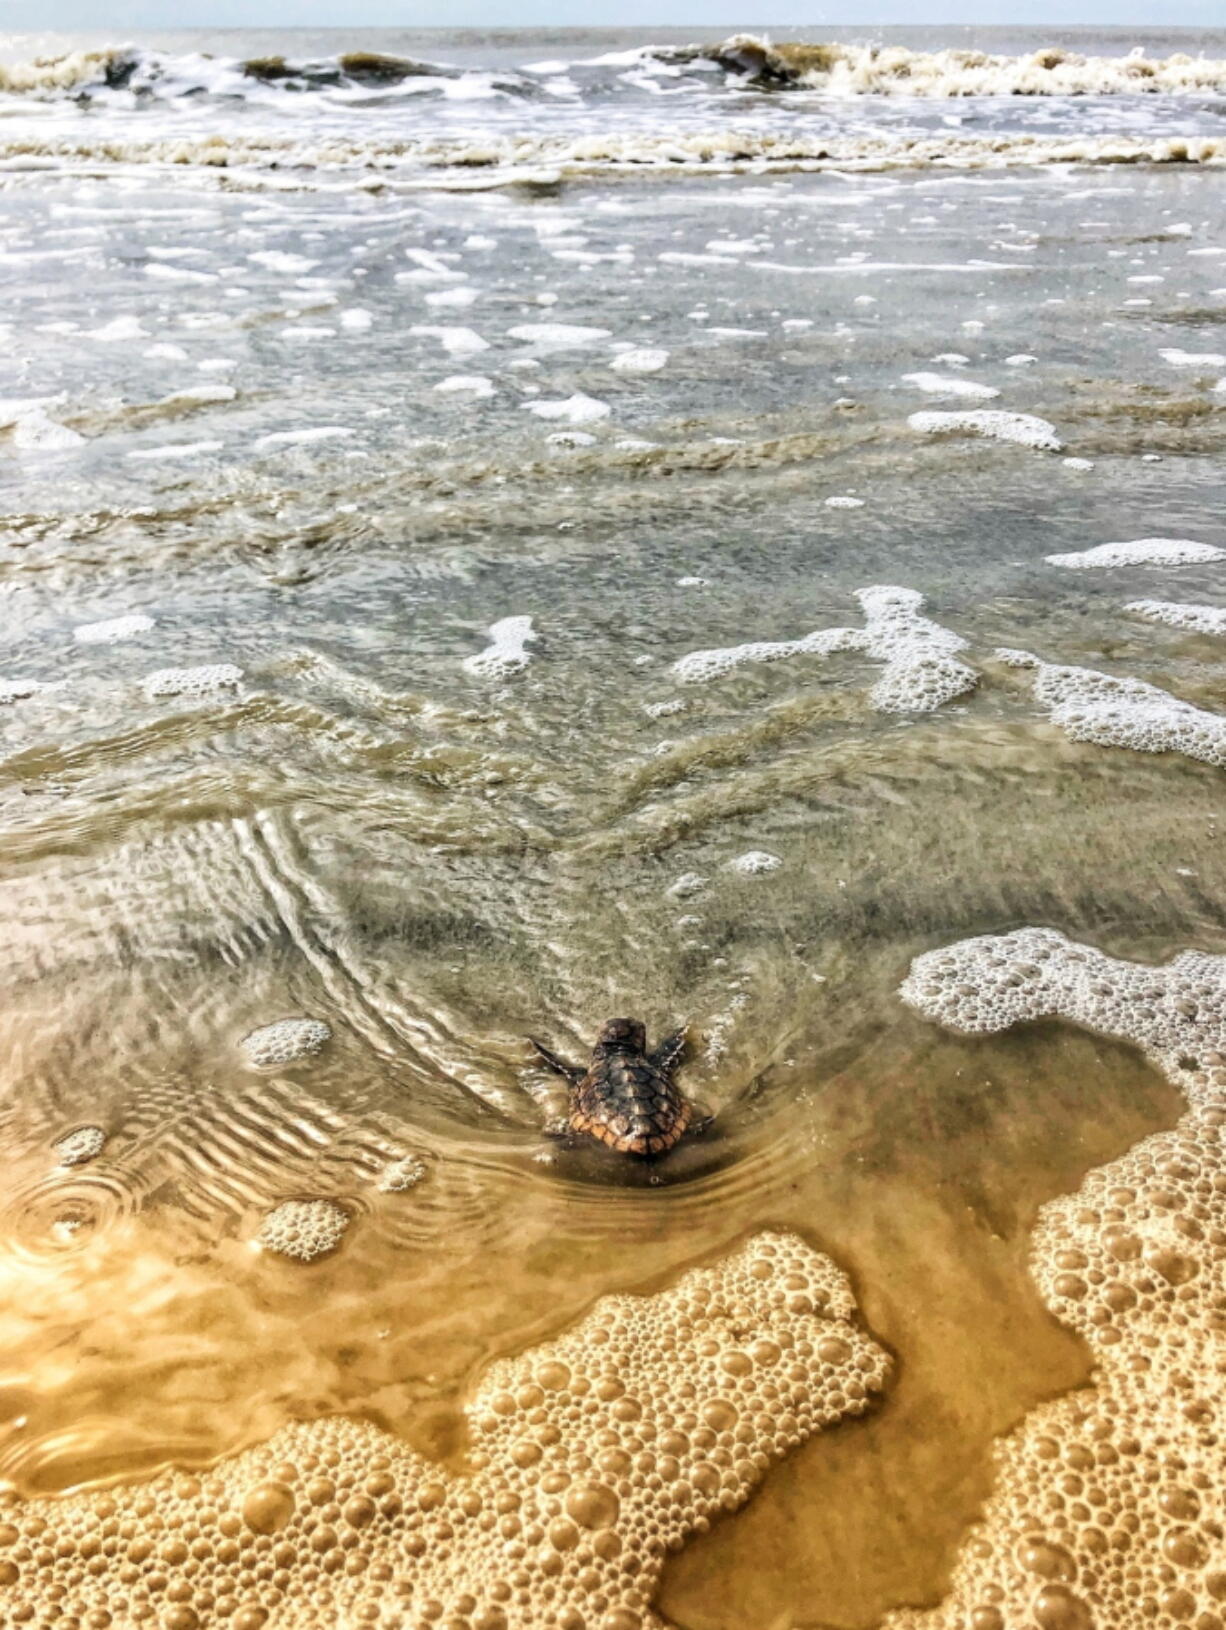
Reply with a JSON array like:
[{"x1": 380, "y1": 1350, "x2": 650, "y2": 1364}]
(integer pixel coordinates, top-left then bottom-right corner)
[
  {"x1": 241, "y1": 1019, "x2": 332, "y2": 1069},
  {"x1": 0, "y1": 1231, "x2": 887, "y2": 1629},
  {"x1": 902, "y1": 926, "x2": 1225, "y2": 1089},
  {"x1": 143, "y1": 664, "x2": 244, "y2": 699},
  {"x1": 672, "y1": 586, "x2": 975, "y2": 712},
  {"x1": 889, "y1": 930, "x2": 1226, "y2": 1630},
  {"x1": 52, "y1": 1126, "x2": 107, "y2": 1168},
  {"x1": 855, "y1": 585, "x2": 977, "y2": 713},
  {"x1": 998, "y1": 648, "x2": 1226, "y2": 769},
  {"x1": 1047, "y1": 538, "x2": 1225, "y2": 570},
  {"x1": 256, "y1": 1199, "x2": 351, "y2": 1262}
]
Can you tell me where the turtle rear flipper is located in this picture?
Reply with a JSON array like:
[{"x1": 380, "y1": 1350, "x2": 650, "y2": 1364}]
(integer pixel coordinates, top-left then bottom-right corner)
[
  {"x1": 528, "y1": 1037, "x2": 584, "y2": 1084},
  {"x1": 648, "y1": 1026, "x2": 688, "y2": 1074}
]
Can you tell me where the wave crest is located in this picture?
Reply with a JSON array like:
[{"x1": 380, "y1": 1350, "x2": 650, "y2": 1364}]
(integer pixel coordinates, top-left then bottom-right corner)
[{"x1": 1, "y1": 36, "x2": 1224, "y2": 103}]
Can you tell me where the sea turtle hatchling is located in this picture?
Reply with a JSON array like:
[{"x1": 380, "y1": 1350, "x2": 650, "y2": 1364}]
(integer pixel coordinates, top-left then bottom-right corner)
[{"x1": 529, "y1": 1017, "x2": 705, "y2": 1158}]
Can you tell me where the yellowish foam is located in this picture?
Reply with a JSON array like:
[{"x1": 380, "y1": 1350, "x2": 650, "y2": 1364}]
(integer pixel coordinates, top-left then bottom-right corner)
[
  {"x1": 890, "y1": 929, "x2": 1226, "y2": 1630},
  {"x1": 0, "y1": 1231, "x2": 887, "y2": 1628}
]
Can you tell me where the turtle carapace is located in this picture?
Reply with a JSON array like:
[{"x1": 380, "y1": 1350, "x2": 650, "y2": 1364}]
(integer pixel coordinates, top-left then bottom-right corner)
[{"x1": 529, "y1": 1018, "x2": 694, "y2": 1158}]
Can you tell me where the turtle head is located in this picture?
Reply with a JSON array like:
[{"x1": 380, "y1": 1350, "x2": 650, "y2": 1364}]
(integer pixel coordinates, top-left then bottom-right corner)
[{"x1": 595, "y1": 1017, "x2": 647, "y2": 1054}]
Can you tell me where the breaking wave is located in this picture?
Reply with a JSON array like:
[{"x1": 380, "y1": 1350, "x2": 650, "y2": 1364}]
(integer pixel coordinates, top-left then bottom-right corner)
[
  {"x1": 1, "y1": 36, "x2": 1224, "y2": 105},
  {"x1": 0, "y1": 45, "x2": 535, "y2": 103}
]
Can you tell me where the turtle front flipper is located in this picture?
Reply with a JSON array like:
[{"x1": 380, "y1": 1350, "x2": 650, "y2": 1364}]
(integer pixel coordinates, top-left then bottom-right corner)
[
  {"x1": 528, "y1": 1037, "x2": 585, "y2": 1085},
  {"x1": 648, "y1": 1026, "x2": 688, "y2": 1074}
]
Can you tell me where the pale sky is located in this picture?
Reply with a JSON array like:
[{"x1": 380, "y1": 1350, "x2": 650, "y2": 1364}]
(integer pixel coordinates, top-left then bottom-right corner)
[{"x1": 1, "y1": 0, "x2": 1220, "y2": 31}]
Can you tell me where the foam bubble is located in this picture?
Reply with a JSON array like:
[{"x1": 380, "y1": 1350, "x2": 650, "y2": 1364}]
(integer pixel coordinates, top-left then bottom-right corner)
[
  {"x1": 254, "y1": 427, "x2": 355, "y2": 450},
  {"x1": 257, "y1": 1198, "x2": 350, "y2": 1262},
  {"x1": 726, "y1": 850, "x2": 782, "y2": 874},
  {"x1": 0, "y1": 679, "x2": 43, "y2": 705},
  {"x1": 11, "y1": 409, "x2": 85, "y2": 452},
  {"x1": 86, "y1": 315, "x2": 147, "y2": 342},
  {"x1": 1159, "y1": 346, "x2": 1226, "y2": 367},
  {"x1": 673, "y1": 586, "x2": 976, "y2": 712},
  {"x1": 507, "y1": 322, "x2": 611, "y2": 349},
  {"x1": 522, "y1": 393, "x2": 610, "y2": 424},
  {"x1": 908, "y1": 409, "x2": 1063, "y2": 451},
  {"x1": 667, "y1": 871, "x2": 708, "y2": 898},
  {"x1": 409, "y1": 324, "x2": 489, "y2": 355},
  {"x1": 143, "y1": 663, "x2": 244, "y2": 698},
  {"x1": 241, "y1": 1018, "x2": 332, "y2": 1068},
  {"x1": 1126, "y1": 599, "x2": 1226, "y2": 636},
  {"x1": 127, "y1": 439, "x2": 224, "y2": 460},
  {"x1": 72, "y1": 614, "x2": 153, "y2": 646},
  {"x1": 425, "y1": 285, "x2": 480, "y2": 308},
  {"x1": 856, "y1": 585, "x2": 977, "y2": 713},
  {"x1": 1046, "y1": 537, "x2": 1225, "y2": 569},
  {"x1": 673, "y1": 626, "x2": 862, "y2": 685},
  {"x1": 610, "y1": 346, "x2": 669, "y2": 373},
  {"x1": 248, "y1": 250, "x2": 319, "y2": 275},
  {"x1": 825, "y1": 495, "x2": 865, "y2": 508},
  {"x1": 377, "y1": 1155, "x2": 427, "y2": 1193},
  {"x1": 434, "y1": 374, "x2": 495, "y2": 397},
  {"x1": 999, "y1": 648, "x2": 1226, "y2": 768},
  {"x1": 902, "y1": 372, "x2": 1000, "y2": 399},
  {"x1": 464, "y1": 615, "x2": 536, "y2": 678},
  {"x1": 546, "y1": 429, "x2": 596, "y2": 448},
  {"x1": 53, "y1": 1126, "x2": 106, "y2": 1167}
]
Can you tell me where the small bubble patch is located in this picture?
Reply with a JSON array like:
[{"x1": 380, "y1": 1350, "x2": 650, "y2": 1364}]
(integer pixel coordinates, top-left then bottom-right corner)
[
  {"x1": 241, "y1": 1018, "x2": 332, "y2": 1068},
  {"x1": 908, "y1": 409, "x2": 1064, "y2": 451},
  {"x1": 143, "y1": 663, "x2": 244, "y2": 698},
  {"x1": 73, "y1": 614, "x2": 155, "y2": 645},
  {"x1": 257, "y1": 1199, "x2": 351, "y2": 1262},
  {"x1": 52, "y1": 1126, "x2": 106, "y2": 1167},
  {"x1": 1127, "y1": 599, "x2": 1226, "y2": 637},
  {"x1": 378, "y1": 1156, "x2": 427, "y2": 1193},
  {"x1": 464, "y1": 616, "x2": 536, "y2": 679},
  {"x1": 999, "y1": 648, "x2": 1226, "y2": 768},
  {"x1": 672, "y1": 585, "x2": 976, "y2": 712}
]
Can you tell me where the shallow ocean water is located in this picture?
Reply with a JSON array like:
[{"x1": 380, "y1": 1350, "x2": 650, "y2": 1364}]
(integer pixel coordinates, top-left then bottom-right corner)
[{"x1": 0, "y1": 23, "x2": 1224, "y2": 1630}]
